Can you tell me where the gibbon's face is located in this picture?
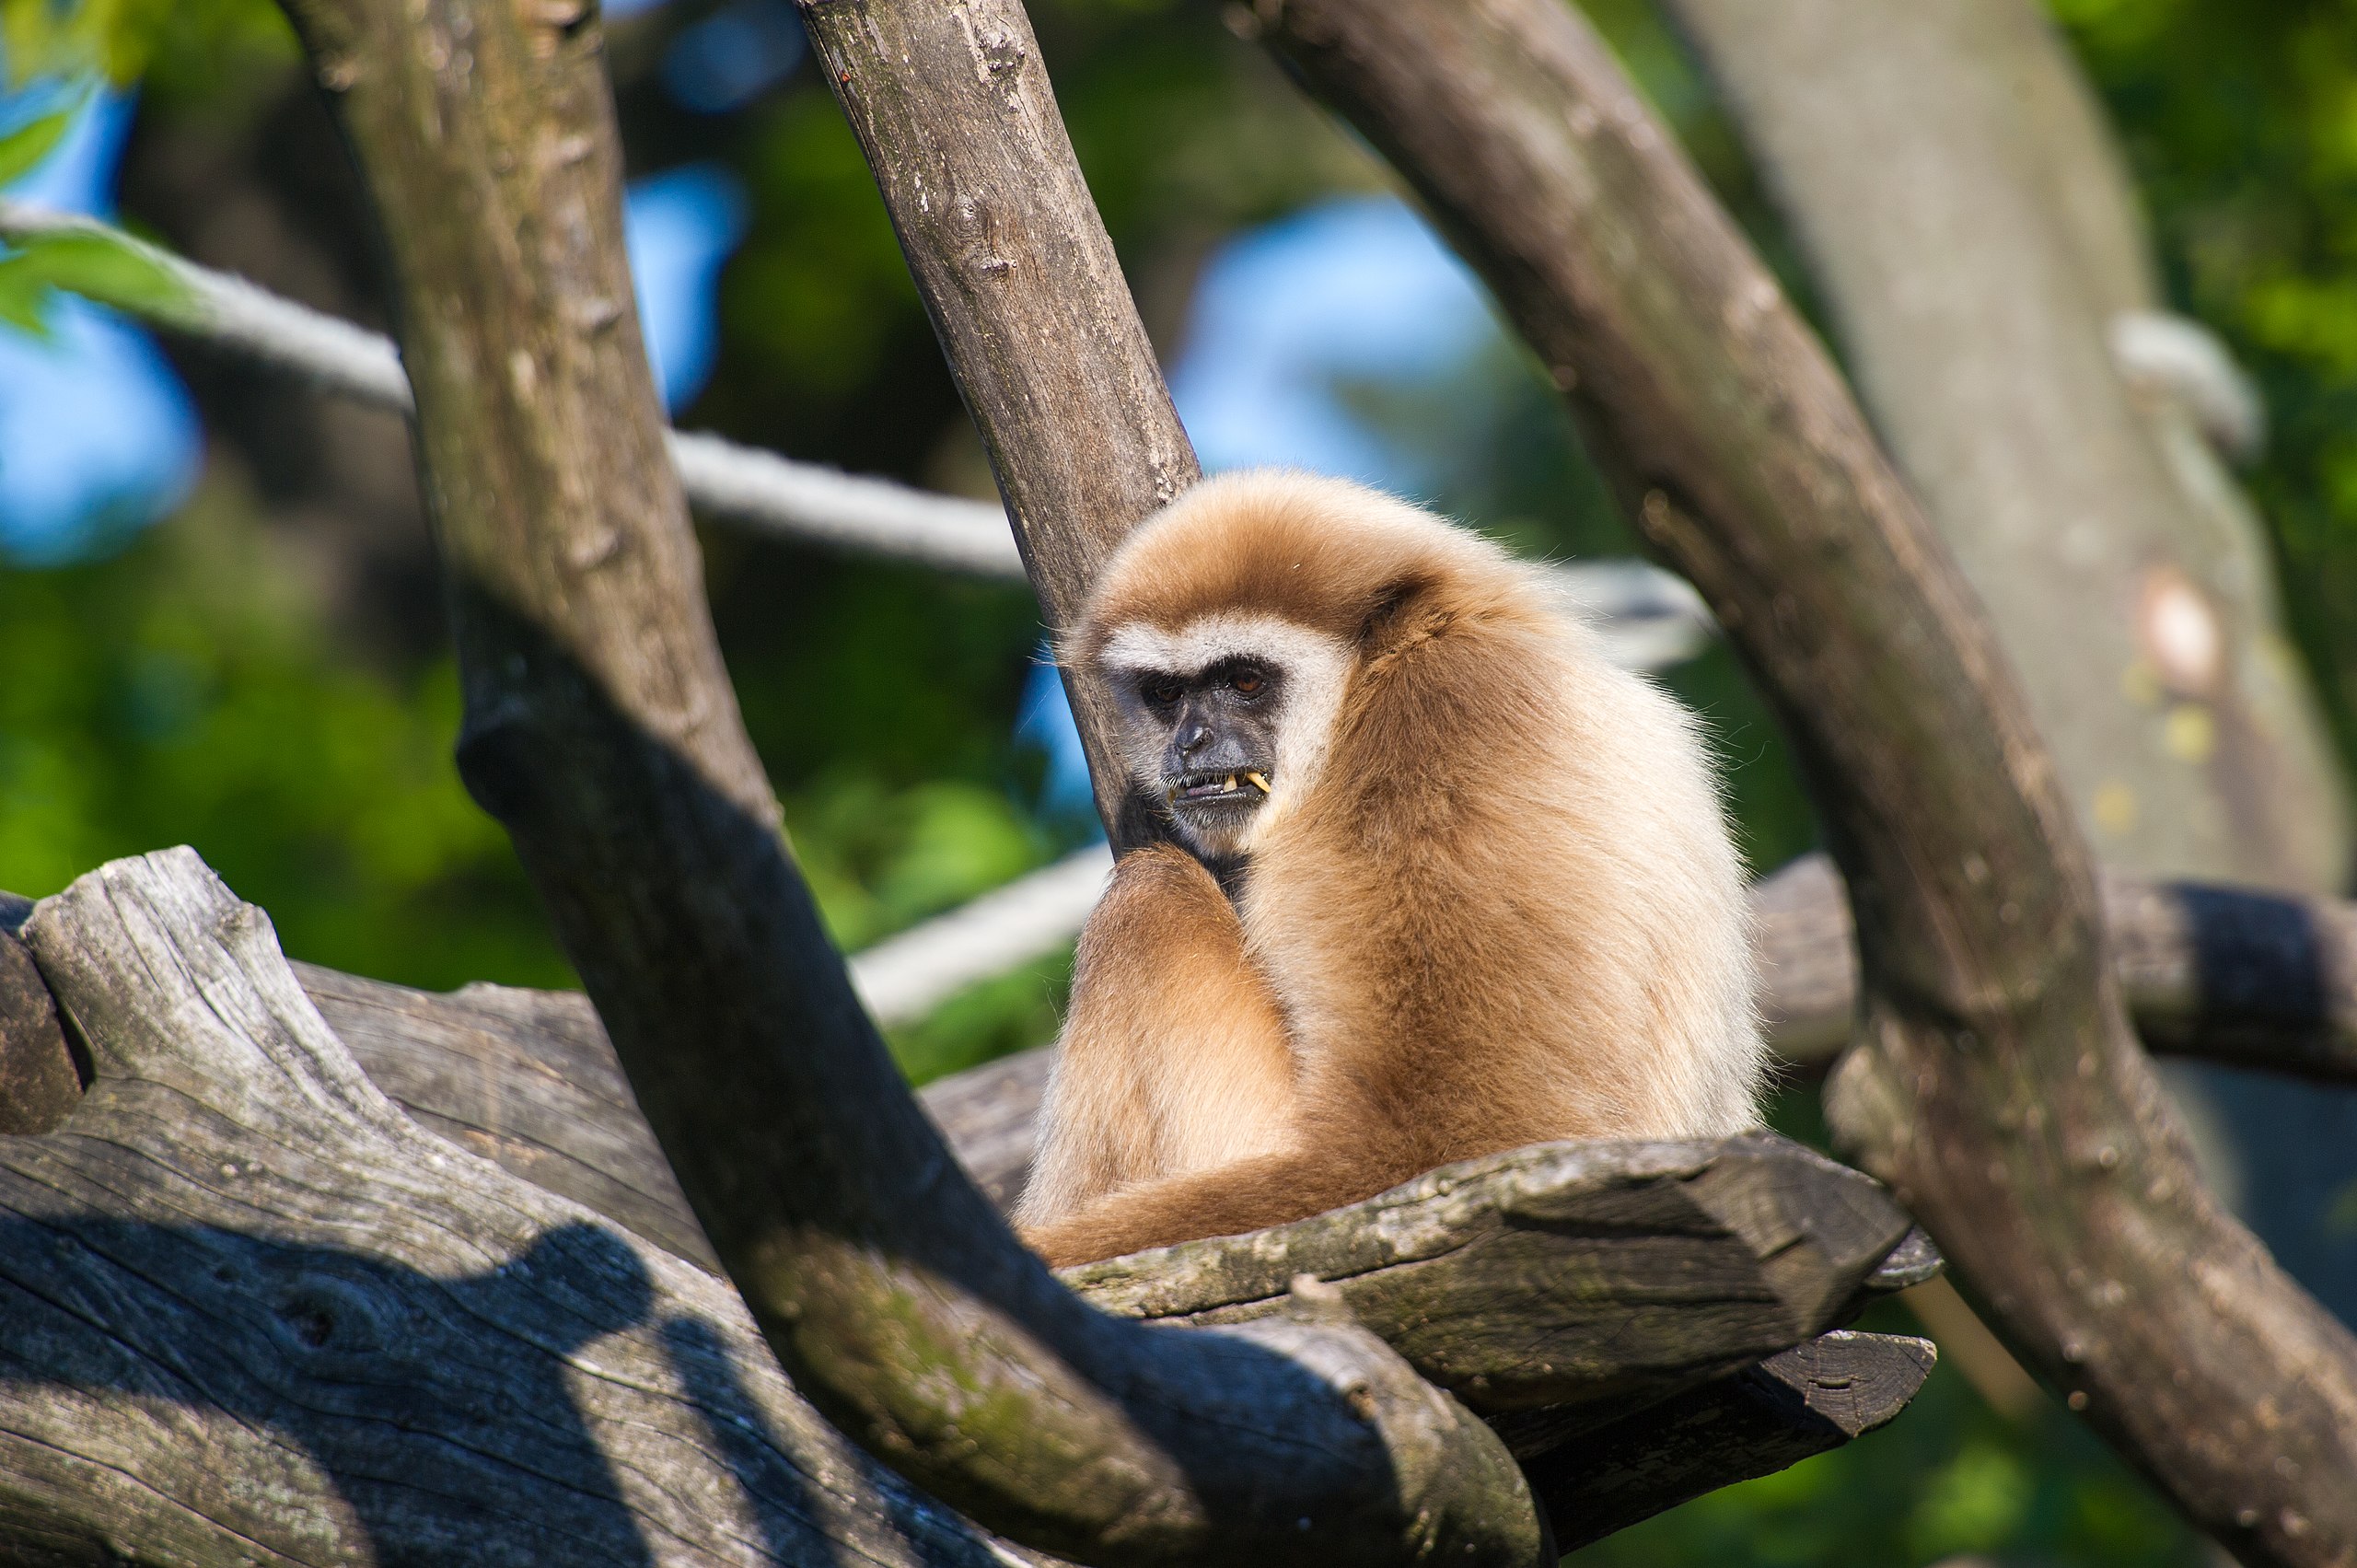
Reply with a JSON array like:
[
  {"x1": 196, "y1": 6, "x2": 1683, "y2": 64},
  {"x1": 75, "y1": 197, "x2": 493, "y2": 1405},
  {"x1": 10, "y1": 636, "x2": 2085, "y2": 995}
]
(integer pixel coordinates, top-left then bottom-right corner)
[
  {"x1": 1099, "y1": 613, "x2": 1354, "y2": 859},
  {"x1": 1123, "y1": 656, "x2": 1284, "y2": 855}
]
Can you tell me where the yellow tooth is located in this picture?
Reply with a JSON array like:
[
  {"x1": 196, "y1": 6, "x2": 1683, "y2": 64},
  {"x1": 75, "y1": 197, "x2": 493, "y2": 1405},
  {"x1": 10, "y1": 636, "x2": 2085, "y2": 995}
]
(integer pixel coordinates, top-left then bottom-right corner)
[
  {"x1": 1246, "y1": 772, "x2": 1271, "y2": 795},
  {"x1": 1224, "y1": 774, "x2": 1237, "y2": 792}
]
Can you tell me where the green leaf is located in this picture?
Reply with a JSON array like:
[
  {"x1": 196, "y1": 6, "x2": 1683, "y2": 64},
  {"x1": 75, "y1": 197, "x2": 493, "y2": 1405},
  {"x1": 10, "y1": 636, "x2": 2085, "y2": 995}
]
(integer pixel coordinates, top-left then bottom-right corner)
[
  {"x1": 0, "y1": 255, "x2": 52, "y2": 339},
  {"x1": 0, "y1": 99, "x2": 79, "y2": 189},
  {"x1": 3, "y1": 229, "x2": 192, "y2": 321}
]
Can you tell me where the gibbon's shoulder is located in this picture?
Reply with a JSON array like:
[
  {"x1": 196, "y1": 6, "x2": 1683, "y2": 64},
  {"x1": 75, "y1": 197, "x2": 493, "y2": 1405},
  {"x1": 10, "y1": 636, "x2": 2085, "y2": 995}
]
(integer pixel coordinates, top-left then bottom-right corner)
[{"x1": 1071, "y1": 470, "x2": 1550, "y2": 667}]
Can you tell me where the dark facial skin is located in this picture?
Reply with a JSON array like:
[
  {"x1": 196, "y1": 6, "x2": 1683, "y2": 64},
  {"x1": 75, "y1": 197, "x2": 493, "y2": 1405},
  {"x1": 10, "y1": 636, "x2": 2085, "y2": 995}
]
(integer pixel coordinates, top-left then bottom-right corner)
[{"x1": 1126, "y1": 656, "x2": 1283, "y2": 850}]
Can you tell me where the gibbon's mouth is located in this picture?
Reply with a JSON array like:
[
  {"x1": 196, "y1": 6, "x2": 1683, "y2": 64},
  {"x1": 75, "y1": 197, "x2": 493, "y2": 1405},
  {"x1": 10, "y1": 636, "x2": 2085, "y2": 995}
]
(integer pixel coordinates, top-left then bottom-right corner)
[{"x1": 1167, "y1": 769, "x2": 1273, "y2": 806}]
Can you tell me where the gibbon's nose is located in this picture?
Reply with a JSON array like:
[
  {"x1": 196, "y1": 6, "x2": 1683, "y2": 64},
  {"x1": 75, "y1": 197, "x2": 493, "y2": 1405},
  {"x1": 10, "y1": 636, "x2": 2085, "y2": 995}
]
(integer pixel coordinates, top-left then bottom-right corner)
[{"x1": 1176, "y1": 713, "x2": 1216, "y2": 759}]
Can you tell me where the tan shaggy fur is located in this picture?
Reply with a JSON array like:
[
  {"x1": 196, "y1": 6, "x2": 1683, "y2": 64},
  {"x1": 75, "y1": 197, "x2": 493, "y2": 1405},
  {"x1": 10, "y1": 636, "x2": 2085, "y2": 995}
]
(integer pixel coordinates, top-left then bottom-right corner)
[{"x1": 1015, "y1": 471, "x2": 1764, "y2": 1266}]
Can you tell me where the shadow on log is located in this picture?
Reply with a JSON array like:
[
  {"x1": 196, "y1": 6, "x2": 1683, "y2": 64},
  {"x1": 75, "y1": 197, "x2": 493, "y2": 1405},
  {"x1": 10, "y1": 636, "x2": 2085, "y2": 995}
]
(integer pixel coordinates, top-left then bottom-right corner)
[{"x1": 0, "y1": 848, "x2": 1933, "y2": 1560}]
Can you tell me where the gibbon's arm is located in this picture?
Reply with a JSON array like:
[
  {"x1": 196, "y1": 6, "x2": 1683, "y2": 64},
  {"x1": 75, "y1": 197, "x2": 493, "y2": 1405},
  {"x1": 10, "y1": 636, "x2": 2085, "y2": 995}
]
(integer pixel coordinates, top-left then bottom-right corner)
[{"x1": 1014, "y1": 843, "x2": 1297, "y2": 1233}]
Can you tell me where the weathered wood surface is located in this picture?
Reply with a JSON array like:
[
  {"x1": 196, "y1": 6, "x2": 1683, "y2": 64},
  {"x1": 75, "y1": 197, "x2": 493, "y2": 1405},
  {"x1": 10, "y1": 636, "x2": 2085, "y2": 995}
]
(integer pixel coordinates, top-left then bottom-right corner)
[
  {"x1": 290, "y1": 959, "x2": 1038, "y2": 1269},
  {"x1": 0, "y1": 848, "x2": 1020, "y2": 1568},
  {"x1": 0, "y1": 923, "x2": 79, "y2": 1136},
  {"x1": 0, "y1": 849, "x2": 1935, "y2": 1562},
  {"x1": 1062, "y1": 1136, "x2": 1920, "y2": 1417},
  {"x1": 1247, "y1": 6, "x2": 2357, "y2": 1559},
  {"x1": 296, "y1": 961, "x2": 723, "y2": 1272}
]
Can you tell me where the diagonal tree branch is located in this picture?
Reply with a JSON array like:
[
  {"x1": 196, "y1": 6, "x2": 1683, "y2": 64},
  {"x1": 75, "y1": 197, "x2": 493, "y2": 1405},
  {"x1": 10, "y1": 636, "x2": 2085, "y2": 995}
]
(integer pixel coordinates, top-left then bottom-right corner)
[
  {"x1": 265, "y1": 0, "x2": 1541, "y2": 1561},
  {"x1": 1238, "y1": 0, "x2": 2357, "y2": 1561},
  {"x1": 792, "y1": 0, "x2": 1199, "y2": 851}
]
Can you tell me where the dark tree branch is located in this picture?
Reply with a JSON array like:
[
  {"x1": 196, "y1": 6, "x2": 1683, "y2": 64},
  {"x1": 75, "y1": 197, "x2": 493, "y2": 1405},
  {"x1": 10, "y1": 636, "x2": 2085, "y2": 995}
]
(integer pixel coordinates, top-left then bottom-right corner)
[
  {"x1": 1527, "y1": 1330, "x2": 1936, "y2": 1552},
  {"x1": 266, "y1": 0, "x2": 1539, "y2": 1561},
  {"x1": 1759, "y1": 855, "x2": 2357, "y2": 1082},
  {"x1": 1240, "y1": 1, "x2": 2357, "y2": 1561}
]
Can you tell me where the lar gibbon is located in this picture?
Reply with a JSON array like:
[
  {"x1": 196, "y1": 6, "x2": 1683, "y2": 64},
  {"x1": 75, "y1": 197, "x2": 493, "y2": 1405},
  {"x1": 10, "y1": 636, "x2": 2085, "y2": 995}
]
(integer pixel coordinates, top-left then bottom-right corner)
[{"x1": 1015, "y1": 470, "x2": 1762, "y2": 1267}]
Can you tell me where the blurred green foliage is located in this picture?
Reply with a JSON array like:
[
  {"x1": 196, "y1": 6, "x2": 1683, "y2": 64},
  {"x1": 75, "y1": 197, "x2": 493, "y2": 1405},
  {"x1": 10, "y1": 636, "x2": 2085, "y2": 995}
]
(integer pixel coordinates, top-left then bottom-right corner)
[
  {"x1": 0, "y1": 475, "x2": 562, "y2": 988},
  {"x1": 0, "y1": 0, "x2": 2341, "y2": 1560}
]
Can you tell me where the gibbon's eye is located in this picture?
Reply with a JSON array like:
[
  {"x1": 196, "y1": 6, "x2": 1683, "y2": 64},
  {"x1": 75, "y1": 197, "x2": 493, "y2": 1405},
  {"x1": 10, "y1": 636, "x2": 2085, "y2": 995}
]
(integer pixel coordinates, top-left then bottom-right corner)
[
  {"x1": 1230, "y1": 666, "x2": 1266, "y2": 696},
  {"x1": 1143, "y1": 674, "x2": 1184, "y2": 707}
]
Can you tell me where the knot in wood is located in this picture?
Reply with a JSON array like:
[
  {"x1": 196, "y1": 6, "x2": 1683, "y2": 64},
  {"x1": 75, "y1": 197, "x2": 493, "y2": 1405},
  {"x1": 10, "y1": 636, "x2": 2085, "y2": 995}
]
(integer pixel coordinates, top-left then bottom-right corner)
[{"x1": 977, "y1": 30, "x2": 1027, "y2": 75}]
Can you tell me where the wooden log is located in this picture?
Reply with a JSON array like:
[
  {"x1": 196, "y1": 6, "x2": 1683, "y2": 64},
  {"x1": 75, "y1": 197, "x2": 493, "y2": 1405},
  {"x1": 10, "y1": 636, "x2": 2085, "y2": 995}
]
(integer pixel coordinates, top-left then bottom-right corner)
[
  {"x1": 1060, "y1": 1136, "x2": 1920, "y2": 1417},
  {"x1": 0, "y1": 850, "x2": 1933, "y2": 1559},
  {"x1": 300, "y1": 952, "x2": 1926, "y2": 1425},
  {"x1": 292, "y1": 961, "x2": 723, "y2": 1273}
]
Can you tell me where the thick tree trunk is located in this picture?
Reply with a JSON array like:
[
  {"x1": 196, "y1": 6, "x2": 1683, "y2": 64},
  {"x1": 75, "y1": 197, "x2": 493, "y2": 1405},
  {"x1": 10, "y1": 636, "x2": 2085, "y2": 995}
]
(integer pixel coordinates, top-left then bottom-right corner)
[{"x1": 1241, "y1": 1, "x2": 2357, "y2": 1561}]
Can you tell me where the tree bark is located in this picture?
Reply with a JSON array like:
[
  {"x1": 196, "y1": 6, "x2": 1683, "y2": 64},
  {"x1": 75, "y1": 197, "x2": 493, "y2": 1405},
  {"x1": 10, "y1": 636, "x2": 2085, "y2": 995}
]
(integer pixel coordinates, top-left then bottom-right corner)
[
  {"x1": 1242, "y1": 1, "x2": 2357, "y2": 1562},
  {"x1": 288, "y1": 956, "x2": 1935, "y2": 1430},
  {"x1": 1527, "y1": 1330, "x2": 1937, "y2": 1552},
  {"x1": 1754, "y1": 854, "x2": 2357, "y2": 1083},
  {"x1": 1656, "y1": 0, "x2": 2357, "y2": 1337},
  {"x1": 269, "y1": 0, "x2": 1539, "y2": 1560}
]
